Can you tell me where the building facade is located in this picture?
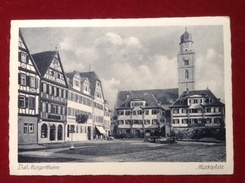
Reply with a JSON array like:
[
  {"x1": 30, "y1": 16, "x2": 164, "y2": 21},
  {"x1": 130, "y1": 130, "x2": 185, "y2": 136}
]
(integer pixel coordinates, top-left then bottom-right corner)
[
  {"x1": 103, "y1": 101, "x2": 112, "y2": 136},
  {"x1": 66, "y1": 71, "x2": 94, "y2": 141},
  {"x1": 114, "y1": 89, "x2": 178, "y2": 138},
  {"x1": 80, "y1": 72, "x2": 109, "y2": 139},
  {"x1": 18, "y1": 31, "x2": 40, "y2": 144},
  {"x1": 170, "y1": 89, "x2": 225, "y2": 138},
  {"x1": 32, "y1": 51, "x2": 68, "y2": 144}
]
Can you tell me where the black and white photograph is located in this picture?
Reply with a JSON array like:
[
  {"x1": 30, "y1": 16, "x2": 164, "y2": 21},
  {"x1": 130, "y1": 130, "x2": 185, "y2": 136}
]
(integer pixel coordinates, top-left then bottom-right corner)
[{"x1": 9, "y1": 17, "x2": 233, "y2": 175}]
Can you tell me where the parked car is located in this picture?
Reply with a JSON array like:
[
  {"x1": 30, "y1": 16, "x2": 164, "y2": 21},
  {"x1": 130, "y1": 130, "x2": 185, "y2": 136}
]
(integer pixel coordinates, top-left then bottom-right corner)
[{"x1": 155, "y1": 136, "x2": 175, "y2": 143}]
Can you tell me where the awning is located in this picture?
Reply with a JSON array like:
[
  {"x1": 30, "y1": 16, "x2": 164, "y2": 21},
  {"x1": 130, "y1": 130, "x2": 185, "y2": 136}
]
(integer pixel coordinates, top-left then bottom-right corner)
[{"x1": 96, "y1": 126, "x2": 107, "y2": 134}]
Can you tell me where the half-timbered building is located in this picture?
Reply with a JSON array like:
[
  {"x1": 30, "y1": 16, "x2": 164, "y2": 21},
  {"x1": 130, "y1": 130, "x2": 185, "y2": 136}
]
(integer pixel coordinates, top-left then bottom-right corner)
[
  {"x1": 18, "y1": 31, "x2": 40, "y2": 144},
  {"x1": 32, "y1": 51, "x2": 68, "y2": 144}
]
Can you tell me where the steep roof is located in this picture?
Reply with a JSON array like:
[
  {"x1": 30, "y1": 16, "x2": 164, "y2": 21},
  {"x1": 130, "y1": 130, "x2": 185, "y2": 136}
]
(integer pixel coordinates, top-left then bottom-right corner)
[
  {"x1": 32, "y1": 51, "x2": 57, "y2": 76},
  {"x1": 66, "y1": 71, "x2": 76, "y2": 81},
  {"x1": 79, "y1": 71, "x2": 101, "y2": 96},
  {"x1": 171, "y1": 89, "x2": 224, "y2": 108},
  {"x1": 19, "y1": 30, "x2": 41, "y2": 77},
  {"x1": 115, "y1": 88, "x2": 178, "y2": 109}
]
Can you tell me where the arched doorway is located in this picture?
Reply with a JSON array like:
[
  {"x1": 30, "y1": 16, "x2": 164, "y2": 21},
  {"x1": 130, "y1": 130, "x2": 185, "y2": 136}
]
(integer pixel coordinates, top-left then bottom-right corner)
[
  {"x1": 41, "y1": 124, "x2": 48, "y2": 138},
  {"x1": 50, "y1": 124, "x2": 56, "y2": 141},
  {"x1": 58, "y1": 125, "x2": 63, "y2": 140}
]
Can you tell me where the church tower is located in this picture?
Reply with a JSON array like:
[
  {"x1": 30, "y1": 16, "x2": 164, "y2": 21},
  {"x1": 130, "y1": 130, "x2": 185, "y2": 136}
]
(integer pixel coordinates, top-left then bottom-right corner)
[{"x1": 178, "y1": 28, "x2": 195, "y2": 96}]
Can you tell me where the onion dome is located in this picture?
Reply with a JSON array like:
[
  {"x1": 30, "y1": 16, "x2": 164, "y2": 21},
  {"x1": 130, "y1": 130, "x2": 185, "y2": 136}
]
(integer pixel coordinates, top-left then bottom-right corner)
[{"x1": 180, "y1": 27, "x2": 192, "y2": 44}]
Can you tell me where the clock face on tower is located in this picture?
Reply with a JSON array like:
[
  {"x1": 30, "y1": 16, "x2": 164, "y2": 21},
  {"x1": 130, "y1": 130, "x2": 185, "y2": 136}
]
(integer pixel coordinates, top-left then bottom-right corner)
[{"x1": 182, "y1": 42, "x2": 189, "y2": 51}]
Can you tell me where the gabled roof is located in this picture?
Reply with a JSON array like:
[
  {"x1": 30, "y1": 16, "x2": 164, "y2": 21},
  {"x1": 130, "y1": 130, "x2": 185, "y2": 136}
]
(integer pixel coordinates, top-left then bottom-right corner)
[
  {"x1": 115, "y1": 88, "x2": 178, "y2": 109},
  {"x1": 79, "y1": 71, "x2": 101, "y2": 97},
  {"x1": 32, "y1": 50, "x2": 68, "y2": 87},
  {"x1": 118, "y1": 93, "x2": 159, "y2": 108},
  {"x1": 170, "y1": 89, "x2": 224, "y2": 108},
  {"x1": 32, "y1": 51, "x2": 58, "y2": 76},
  {"x1": 66, "y1": 72, "x2": 77, "y2": 82},
  {"x1": 19, "y1": 30, "x2": 41, "y2": 76}
]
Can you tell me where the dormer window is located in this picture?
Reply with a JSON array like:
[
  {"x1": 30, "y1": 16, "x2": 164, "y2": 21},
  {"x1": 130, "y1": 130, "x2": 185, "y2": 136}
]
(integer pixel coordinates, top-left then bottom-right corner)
[{"x1": 74, "y1": 80, "x2": 79, "y2": 87}]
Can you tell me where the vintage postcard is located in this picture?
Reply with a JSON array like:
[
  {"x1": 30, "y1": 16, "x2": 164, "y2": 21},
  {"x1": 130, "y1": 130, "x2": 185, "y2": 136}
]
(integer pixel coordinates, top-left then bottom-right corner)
[{"x1": 9, "y1": 17, "x2": 233, "y2": 175}]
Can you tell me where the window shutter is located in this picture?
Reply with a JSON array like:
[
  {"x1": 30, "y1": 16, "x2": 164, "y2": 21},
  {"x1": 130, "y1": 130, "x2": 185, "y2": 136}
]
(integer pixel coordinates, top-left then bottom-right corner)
[
  {"x1": 18, "y1": 52, "x2": 21, "y2": 62},
  {"x1": 26, "y1": 76, "x2": 30, "y2": 86},
  {"x1": 46, "y1": 103, "x2": 48, "y2": 112},
  {"x1": 57, "y1": 87, "x2": 59, "y2": 96},
  {"x1": 52, "y1": 86, "x2": 54, "y2": 95},
  {"x1": 40, "y1": 82, "x2": 43, "y2": 92},
  {"x1": 25, "y1": 96, "x2": 28, "y2": 108},
  {"x1": 18, "y1": 73, "x2": 21, "y2": 84},
  {"x1": 47, "y1": 84, "x2": 49, "y2": 94},
  {"x1": 26, "y1": 55, "x2": 29, "y2": 64},
  {"x1": 35, "y1": 78, "x2": 38, "y2": 89}
]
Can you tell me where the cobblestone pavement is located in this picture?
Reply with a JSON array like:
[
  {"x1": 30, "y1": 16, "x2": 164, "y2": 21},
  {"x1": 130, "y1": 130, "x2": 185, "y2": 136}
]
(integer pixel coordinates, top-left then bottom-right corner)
[{"x1": 18, "y1": 139, "x2": 226, "y2": 162}]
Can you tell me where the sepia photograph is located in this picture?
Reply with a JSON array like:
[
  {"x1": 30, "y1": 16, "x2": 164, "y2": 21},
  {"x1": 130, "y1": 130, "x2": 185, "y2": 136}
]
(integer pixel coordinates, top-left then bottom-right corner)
[{"x1": 9, "y1": 17, "x2": 233, "y2": 175}]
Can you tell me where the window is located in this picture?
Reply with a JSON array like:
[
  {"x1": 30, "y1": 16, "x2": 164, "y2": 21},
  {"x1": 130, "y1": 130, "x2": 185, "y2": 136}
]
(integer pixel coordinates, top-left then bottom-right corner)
[
  {"x1": 125, "y1": 111, "x2": 131, "y2": 116},
  {"x1": 137, "y1": 110, "x2": 142, "y2": 115},
  {"x1": 173, "y1": 109, "x2": 179, "y2": 114},
  {"x1": 23, "y1": 123, "x2": 28, "y2": 134},
  {"x1": 192, "y1": 119, "x2": 198, "y2": 123},
  {"x1": 41, "y1": 124, "x2": 48, "y2": 138},
  {"x1": 120, "y1": 110, "x2": 124, "y2": 115},
  {"x1": 184, "y1": 60, "x2": 189, "y2": 65},
  {"x1": 205, "y1": 108, "x2": 212, "y2": 113},
  {"x1": 125, "y1": 120, "x2": 130, "y2": 125},
  {"x1": 42, "y1": 102, "x2": 46, "y2": 112},
  {"x1": 49, "y1": 85, "x2": 52, "y2": 95},
  {"x1": 48, "y1": 103, "x2": 51, "y2": 113},
  {"x1": 58, "y1": 106, "x2": 61, "y2": 115},
  {"x1": 133, "y1": 111, "x2": 136, "y2": 115},
  {"x1": 152, "y1": 109, "x2": 158, "y2": 115},
  {"x1": 145, "y1": 110, "x2": 149, "y2": 115},
  {"x1": 24, "y1": 123, "x2": 34, "y2": 134},
  {"x1": 28, "y1": 97, "x2": 35, "y2": 109},
  {"x1": 29, "y1": 123, "x2": 34, "y2": 133},
  {"x1": 53, "y1": 86, "x2": 57, "y2": 96},
  {"x1": 144, "y1": 120, "x2": 150, "y2": 125},
  {"x1": 214, "y1": 118, "x2": 221, "y2": 123},
  {"x1": 119, "y1": 120, "x2": 124, "y2": 125},
  {"x1": 215, "y1": 107, "x2": 220, "y2": 113},
  {"x1": 190, "y1": 109, "x2": 198, "y2": 113},
  {"x1": 134, "y1": 120, "x2": 140, "y2": 124},
  {"x1": 206, "y1": 118, "x2": 212, "y2": 123},
  {"x1": 152, "y1": 119, "x2": 158, "y2": 125},
  {"x1": 43, "y1": 83, "x2": 47, "y2": 93},
  {"x1": 58, "y1": 125, "x2": 63, "y2": 140},
  {"x1": 29, "y1": 76, "x2": 37, "y2": 88},
  {"x1": 20, "y1": 74, "x2": 26, "y2": 86},
  {"x1": 18, "y1": 95, "x2": 26, "y2": 108},
  {"x1": 74, "y1": 80, "x2": 79, "y2": 87},
  {"x1": 19, "y1": 52, "x2": 28, "y2": 63},
  {"x1": 185, "y1": 70, "x2": 189, "y2": 79},
  {"x1": 182, "y1": 119, "x2": 188, "y2": 124}
]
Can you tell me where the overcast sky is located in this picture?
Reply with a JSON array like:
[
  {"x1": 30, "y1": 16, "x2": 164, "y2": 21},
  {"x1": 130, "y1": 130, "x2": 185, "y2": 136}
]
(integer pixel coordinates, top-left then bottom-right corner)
[{"x1": 21, "y1": 24, "x2": 224, "y2": 109}]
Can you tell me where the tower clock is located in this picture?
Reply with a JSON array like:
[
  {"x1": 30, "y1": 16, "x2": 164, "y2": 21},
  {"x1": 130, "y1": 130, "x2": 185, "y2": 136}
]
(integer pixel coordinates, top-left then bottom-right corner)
[{"x1": 177, "y1": 28, "x2": 195, "y2": 96}]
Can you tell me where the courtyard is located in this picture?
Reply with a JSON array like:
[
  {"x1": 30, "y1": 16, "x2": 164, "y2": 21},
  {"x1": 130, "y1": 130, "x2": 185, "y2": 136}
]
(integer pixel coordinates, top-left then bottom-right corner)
[{"x1": 18, "y1": 139, "x2": 226, "y2": 163}]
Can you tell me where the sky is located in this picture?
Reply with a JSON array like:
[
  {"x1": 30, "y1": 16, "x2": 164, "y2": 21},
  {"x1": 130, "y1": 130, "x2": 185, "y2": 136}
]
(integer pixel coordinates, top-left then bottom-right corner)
[{"x1": 21, "y1": 24, "x2": 225, "y2": 109}]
